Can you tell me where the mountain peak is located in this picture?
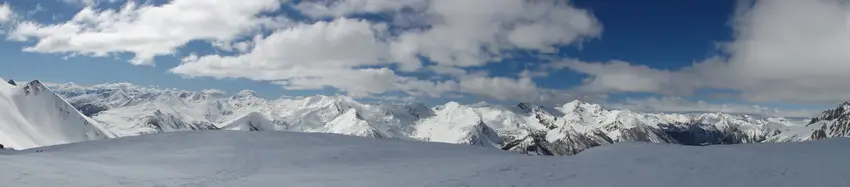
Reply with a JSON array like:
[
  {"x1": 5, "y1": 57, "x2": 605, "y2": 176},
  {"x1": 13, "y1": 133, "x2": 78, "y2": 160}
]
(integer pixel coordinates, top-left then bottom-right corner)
[
  {"x1": 326, "y1": 108, "x2": 383, "y2": 138},
  {"x1": 516, "y1": 102, "x2": 535, "y2": 111},
  {"x1": 559, "y1": 99, "x2": 601, "y2": 113},
  {"x1": 20, "y1": 80, "x2": 49, "y2": 95},
  {"x1": 516, "y1": 102, "x2": 559, "y2": 115},
  {"x1": 230, "y1": 90, "x2": 260, "y2": 100},
  {"x1": 7, "y1": 79, "x2": 16, "y2": 86},
  {"x1": 840, "y1": 101, "x2": 850, "y2": 110},
  {"x1": 443, "y1": 101, "x2": 463, "y2": 108},
  {"x1": 810, "y1": 102, "x2": 850, "y2": 124},
  {"x1": 28, "y1": 80, "x2": 42, "y2": 86}
]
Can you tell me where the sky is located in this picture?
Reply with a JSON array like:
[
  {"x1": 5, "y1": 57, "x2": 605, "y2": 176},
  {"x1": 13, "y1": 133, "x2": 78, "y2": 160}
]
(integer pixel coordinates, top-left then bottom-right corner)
[{"x1": 0, "y1": 0, "x2": 846, "y2": 118}]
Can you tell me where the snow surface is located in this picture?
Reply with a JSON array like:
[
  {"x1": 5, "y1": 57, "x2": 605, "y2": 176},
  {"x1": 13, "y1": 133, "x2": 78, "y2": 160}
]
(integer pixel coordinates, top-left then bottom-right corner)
[
  {"x1": 2, "y1": 130, "x2": 850, "y2": 187},
  {"x1": 0, "y1": 80, "x2": 114, "y2": 150}
]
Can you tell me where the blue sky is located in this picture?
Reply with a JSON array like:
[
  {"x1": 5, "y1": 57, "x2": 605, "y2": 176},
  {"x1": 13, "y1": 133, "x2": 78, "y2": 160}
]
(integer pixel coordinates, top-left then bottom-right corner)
[{"x1": 0, "y1": 0, "x2": 846, "y2": 117}]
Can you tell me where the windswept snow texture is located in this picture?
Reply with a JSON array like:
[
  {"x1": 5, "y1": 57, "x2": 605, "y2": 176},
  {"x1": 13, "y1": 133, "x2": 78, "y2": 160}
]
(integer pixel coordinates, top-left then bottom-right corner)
[
  {"x1": 1, "y1": 131, "x2": 850, "y2": 187},
  {"x1": 0, "y1": 80, "x2": 114, "y2": 150}
]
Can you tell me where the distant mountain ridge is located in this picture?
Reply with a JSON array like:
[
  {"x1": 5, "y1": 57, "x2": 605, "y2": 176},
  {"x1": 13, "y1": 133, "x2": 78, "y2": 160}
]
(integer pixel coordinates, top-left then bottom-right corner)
[{"x1": 35, "y1": 81, "x2": 833, "y2": 155}]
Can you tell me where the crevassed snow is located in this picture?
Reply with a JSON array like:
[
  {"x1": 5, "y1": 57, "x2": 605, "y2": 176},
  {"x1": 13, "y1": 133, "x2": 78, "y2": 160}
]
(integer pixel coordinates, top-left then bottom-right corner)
[
  {"x1": 0, "y1": 80, "x2": 114, "y2": 150},
  {"x1": 1, "y1": 131, "x2": 850, "y2": 187}
]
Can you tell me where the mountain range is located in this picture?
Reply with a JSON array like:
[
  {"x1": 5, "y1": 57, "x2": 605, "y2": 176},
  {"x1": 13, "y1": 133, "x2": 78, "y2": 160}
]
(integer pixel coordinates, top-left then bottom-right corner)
[{"x1": 2, "y1": 78, "x2": 847, "y2": 155}]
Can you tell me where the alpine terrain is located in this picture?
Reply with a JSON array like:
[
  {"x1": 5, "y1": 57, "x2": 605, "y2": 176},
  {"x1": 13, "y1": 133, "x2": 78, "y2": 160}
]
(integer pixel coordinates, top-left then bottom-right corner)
[
  {"x1": 17, "y1": 81, "x2": 816, "y2": 155},
  {"x1": 1, "y1": 78, "x2": 850, "y2": 187}
]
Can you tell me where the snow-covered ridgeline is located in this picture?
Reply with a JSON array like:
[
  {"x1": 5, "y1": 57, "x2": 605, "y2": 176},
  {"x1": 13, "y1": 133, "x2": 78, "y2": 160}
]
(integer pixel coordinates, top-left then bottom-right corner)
[{"x1": 31, "y1": 81, "x2": 827, "y2": 155}]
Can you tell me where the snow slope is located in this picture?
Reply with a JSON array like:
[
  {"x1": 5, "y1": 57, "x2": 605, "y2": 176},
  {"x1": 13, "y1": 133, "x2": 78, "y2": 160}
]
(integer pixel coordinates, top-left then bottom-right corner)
[
  {"x1": 324, "y1": 109, "x2": 384, "y2": 138},
  {"x1": 0, "y1": 79, "x2": 114, "y2": 150},
  {"x1": 2, "y1": 130, "x2": 850, "y2": 187},
  {"x1": 218, "y1": 112, "x2": 278, "y2": 131},
  {"x1": 415, "y1": 102, "x2": 502, "y2": 147}
]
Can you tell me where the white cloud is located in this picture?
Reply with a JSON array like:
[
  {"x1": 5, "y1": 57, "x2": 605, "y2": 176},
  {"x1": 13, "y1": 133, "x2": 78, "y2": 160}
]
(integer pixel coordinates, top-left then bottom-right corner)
[
  {"x1": 9, "y1": 0, "x2": 282, "y2": 65},
  {"x1": 170, "y1": 18, "x2": 389, "y2": 80},
  {"x1": 457, "y1": 75, "x2": 580, "y2": 104},
  {"x1": 606, "y1": 96, "x2": 819, "y2": 118},
  {"x1": 387, "y1": 0, "x2": 602, "y2": 72},
  {"x1": 171, "y1": 18, "x2": 452, "y2": 97},
  {"x1": 169, "y1": 17, "x2": 581, "y2": 102},
  {"x1": 296, "y1": 0, "x2": 427, "y2": 18},
  {"x1": 169, "y1": 1, "x2": 601, "y2": 104},
  {"x1": 560, "y1": 0, "x2": 850, "y2": 104},
  {"x1": 0, "y1": 3, "x2": 14, "y2": 23},
  {"x1": 297, "y1": 0, "x2": 602, "y2": 72}
]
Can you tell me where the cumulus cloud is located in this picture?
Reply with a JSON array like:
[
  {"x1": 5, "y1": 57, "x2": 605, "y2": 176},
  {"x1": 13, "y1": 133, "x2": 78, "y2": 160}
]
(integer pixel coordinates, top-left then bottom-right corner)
[
  {"x1": 8, "y1": 0, "x2": 282, "y2": 65},
  {"x1": 166, "y1": 0, "x2": 601, "y2": 103},
  {"x1": 389, "y1": 0, "x2": 601, "y2": 72},
  {"x1": 296, "y1": 0, "x2": 602, "y2": 72},
  {"x1": 0, "y1": 3, "x2": 14, "y2": 23},
  {"x1": 560, "y1": 0, "x2": 850, "y2": 104},
  {"x1": 170, "y1": 18, "x2": 406, "y2": 97},
  {"x1": 606, "y1": 96, "x2": 819, "y2": 118}
]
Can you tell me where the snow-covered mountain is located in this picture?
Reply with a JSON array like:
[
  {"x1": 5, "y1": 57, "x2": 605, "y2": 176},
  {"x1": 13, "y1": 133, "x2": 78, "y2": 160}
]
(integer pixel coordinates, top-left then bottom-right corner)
[
  {"x1": 40, "y1": 82, "x2": 822, "y2": 155},
  {"x1": 766, "y1": 102, "x2": 850, "y2": 142},
  {"x1": 324, "y1": 109, "x2": 384, "y2": 138},
  {"x1": 415, "y1": 102, "x2": 502, "y2": 147},
  {"x1": 219, "y1": 112, "x2": 278, "y2": 131},
  {"x1": 0, "y1": 79, "x2": 115, "y2": 150}
]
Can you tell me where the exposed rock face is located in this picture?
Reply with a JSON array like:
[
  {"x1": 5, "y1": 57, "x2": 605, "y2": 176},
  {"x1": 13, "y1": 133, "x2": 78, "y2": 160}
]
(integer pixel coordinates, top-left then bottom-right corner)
[{"x1": 806, "y1": 102, "x2": 850, "y2": 140}]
